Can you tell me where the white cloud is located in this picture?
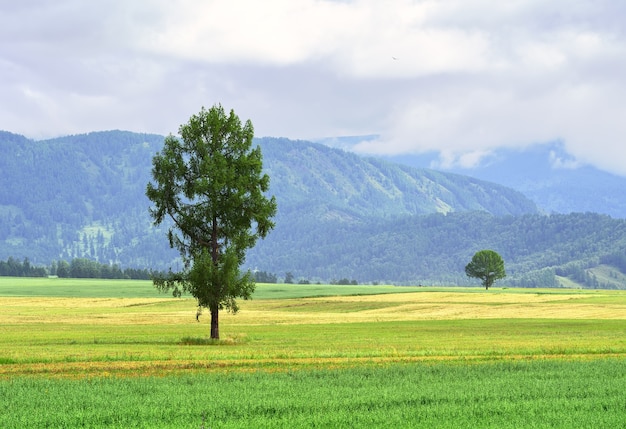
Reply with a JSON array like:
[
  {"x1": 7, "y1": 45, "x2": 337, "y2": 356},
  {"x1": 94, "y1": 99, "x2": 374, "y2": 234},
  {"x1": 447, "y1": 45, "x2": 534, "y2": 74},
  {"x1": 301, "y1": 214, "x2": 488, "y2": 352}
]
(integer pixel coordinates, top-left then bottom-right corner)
[
  {"x1": 138, "y1": 0, "x2": 351, "y2": 65},
  {"x1": 1, "y1": 0, "x2": 625, "y2": 175},
  {"x1": 549, "y1": 149, "x2": 581, "y2": 170}
]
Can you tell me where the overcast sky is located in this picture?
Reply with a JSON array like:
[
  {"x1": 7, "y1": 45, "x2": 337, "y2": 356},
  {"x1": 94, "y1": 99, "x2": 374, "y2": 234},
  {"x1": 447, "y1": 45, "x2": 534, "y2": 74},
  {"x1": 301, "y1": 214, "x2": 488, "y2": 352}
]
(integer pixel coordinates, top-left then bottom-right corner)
[{"x1": 1, "y1": 1, "x2": 625, "y2": 175}]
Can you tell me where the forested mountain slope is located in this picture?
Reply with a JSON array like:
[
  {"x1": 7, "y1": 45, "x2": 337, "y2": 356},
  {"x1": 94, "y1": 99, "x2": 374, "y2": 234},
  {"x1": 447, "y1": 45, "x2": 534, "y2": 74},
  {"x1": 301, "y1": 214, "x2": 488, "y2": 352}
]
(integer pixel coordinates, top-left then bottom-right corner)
[
  {"x1": 0, "y1": 130, "x2": 168, "y2": 266},
  {"x1": 247, "y1": 210, "x2": 626, "y2": 288},
  {"x1": 1, "y1": 130, "x2": 625, "y2": 288},
  {"x1": 0, "y1": 130, "x2": 536, "y2": 264},
  {"x1": 257, "y1": 137, "x2": 538, "y2": 221},
  {"x1": 377, "y1": 141, "x2": 626, "y2": 218}
]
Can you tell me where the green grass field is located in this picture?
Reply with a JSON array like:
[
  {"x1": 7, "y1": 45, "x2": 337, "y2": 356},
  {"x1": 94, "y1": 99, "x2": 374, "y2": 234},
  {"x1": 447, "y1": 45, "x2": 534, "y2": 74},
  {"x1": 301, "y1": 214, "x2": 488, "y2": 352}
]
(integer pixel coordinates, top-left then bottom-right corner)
[
  {"x1": 3, "y1": 360, "x2": 625, "y2": 428},
  {"x1": 0, "y1": 276, "x2": 427, "y2": 298},
  {"x1": 0, "y1": 277, "x2": 625, "y2": 427}
]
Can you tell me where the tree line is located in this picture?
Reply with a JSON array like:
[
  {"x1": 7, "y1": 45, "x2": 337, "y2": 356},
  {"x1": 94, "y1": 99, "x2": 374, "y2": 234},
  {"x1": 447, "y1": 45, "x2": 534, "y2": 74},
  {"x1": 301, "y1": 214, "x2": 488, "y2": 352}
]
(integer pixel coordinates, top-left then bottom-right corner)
[
  {"x1": 0, "y1": 257, "x2": 47, "y2": 277},
  {"x1": 0, "y1": 256, "x2": 156, "y2": 280}
]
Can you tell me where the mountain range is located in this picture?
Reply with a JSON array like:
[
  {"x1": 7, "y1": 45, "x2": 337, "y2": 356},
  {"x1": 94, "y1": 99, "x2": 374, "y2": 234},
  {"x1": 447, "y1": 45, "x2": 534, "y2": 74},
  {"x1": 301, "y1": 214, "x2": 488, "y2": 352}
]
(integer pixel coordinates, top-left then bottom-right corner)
[
  {"x1": 318, "y1": 136, "x2": 626, "y2": 218},
  {"x1": 1, "y1": 130, "x2": 625, "y2": 288}
]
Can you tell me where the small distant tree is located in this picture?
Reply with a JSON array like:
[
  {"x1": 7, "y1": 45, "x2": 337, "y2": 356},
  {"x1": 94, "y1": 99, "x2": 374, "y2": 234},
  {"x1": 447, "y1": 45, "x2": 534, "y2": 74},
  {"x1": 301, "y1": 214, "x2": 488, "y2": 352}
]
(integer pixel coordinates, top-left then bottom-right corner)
[
  {"x1": 56, "y1": 260, "x2": 70, "y2": 278},
  {"x1": 254, "y1": 271, "x2": 277, "y2": 283},
  {"x1": 146, "y1": 104, "x2": 277, "y2": 339},
  {"x1": 465, "y1": 250, "x2": 506, "y2": 290}
]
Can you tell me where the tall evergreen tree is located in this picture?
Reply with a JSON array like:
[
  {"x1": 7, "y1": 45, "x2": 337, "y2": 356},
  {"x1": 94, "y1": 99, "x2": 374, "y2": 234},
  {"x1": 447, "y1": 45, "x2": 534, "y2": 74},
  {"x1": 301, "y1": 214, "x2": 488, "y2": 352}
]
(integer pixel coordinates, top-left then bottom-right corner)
[{"x1": 146, "y1": 105, "x2": 277, "y2": 339}]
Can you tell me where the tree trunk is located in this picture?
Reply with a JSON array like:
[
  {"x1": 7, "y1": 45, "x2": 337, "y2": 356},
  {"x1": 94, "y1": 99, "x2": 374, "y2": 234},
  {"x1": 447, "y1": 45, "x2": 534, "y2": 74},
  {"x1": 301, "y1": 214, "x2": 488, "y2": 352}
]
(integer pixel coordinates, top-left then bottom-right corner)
[
  {"x1": 210, "y1": 307, "x2": 219, "y2": 339},
  {"x1": 210, "y1": 215, "x2": 220, "y2": 340}
]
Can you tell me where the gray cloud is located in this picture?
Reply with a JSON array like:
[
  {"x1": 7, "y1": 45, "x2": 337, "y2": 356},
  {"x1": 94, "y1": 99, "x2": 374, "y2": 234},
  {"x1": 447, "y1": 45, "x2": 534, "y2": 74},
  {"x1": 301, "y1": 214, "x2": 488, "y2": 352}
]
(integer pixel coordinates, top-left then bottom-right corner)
[{"x1": 1, "y1": 0, "x2": 625, "y2": 175}]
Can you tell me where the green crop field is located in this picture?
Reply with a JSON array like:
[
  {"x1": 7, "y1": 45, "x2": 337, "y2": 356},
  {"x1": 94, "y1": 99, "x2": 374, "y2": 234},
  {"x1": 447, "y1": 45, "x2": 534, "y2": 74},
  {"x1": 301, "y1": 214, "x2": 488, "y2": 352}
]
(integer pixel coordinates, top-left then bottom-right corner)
[{"x1": 0, "y1": 277, "x2": 625, "y2": 427}]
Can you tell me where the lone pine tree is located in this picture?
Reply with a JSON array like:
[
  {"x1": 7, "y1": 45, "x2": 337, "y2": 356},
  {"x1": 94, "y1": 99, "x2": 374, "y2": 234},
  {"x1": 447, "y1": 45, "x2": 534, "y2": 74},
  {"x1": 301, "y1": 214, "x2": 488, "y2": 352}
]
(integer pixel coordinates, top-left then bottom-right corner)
[{"x1": 146, "y1": 104, "x2": 276, "y2": 339}]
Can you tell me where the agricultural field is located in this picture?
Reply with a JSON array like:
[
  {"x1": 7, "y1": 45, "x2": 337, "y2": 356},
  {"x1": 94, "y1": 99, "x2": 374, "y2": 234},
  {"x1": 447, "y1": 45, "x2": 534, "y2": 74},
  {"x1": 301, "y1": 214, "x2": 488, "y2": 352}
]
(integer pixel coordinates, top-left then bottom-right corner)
[{"x1": 0, "y1": 277, "x2": 625, "y2": 427}]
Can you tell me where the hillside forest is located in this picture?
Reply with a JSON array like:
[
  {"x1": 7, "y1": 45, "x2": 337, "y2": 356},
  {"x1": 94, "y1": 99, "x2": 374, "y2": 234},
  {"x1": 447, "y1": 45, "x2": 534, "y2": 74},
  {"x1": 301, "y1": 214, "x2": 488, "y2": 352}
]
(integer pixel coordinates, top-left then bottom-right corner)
[{"x1": 1, "y1": 130, "x2": 626, "y2": 288}]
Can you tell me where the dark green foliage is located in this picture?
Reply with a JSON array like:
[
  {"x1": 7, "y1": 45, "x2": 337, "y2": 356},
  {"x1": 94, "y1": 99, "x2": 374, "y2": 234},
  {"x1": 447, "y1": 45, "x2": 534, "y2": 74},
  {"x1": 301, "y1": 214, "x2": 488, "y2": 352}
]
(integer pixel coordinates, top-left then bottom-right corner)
[
  {"x1": 146, "y1": 105, "x2": 277, "y2": 338},
  {"x1": 253, "y1": 271, "x2": 277, "y2": 283},
  {"x1": 332, "y1": 278, "x2": 359, "y2": 285},
  {"x1": 465, "y1": 250, "x2": 507, "y2": 289},
  {"x1": 0, "y1": 257, "x2": 155, "y2": 279},
  {"x1": 0, "y1": 257, "x2": 46, "y2": 277},
  {"x1": 59, "y1": 258, "x2": 154, "y2": 280}
]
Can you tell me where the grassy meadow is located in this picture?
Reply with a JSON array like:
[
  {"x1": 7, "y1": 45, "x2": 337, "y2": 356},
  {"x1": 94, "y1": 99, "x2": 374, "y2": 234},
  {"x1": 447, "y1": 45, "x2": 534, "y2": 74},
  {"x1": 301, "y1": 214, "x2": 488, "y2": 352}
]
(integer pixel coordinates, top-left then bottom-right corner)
[{"x1": 1, "y1": 277, "x2": 625, "y2": 427}]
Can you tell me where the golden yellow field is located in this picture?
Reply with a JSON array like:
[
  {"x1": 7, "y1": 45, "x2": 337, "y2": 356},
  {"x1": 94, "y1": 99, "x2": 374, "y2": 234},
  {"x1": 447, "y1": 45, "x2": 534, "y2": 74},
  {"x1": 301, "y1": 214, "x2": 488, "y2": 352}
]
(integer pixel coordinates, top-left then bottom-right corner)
[
  {"x1": 234, "y1": 290, "x2": 626, "y2": 323},
  {"x1": 1, "y1": 284, "x2": 625, "y2": 378}
]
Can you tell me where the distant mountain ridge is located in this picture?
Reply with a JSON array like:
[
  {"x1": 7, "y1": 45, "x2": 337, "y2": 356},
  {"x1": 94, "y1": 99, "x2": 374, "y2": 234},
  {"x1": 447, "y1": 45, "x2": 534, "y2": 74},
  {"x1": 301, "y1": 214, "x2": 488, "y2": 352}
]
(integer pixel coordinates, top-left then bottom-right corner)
[
  {"x1": 1, "y1": 130, "x2": 626, "y2": 288},
  {"x1": 446, "y1": 143, "x2": 626, "y2": 218},
  {"x1": 321, "y1": 138, "x2": 626, "y2": 218},
  {"x1": 257, "y1": 137, "x2": 538, "y2": 221}
]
